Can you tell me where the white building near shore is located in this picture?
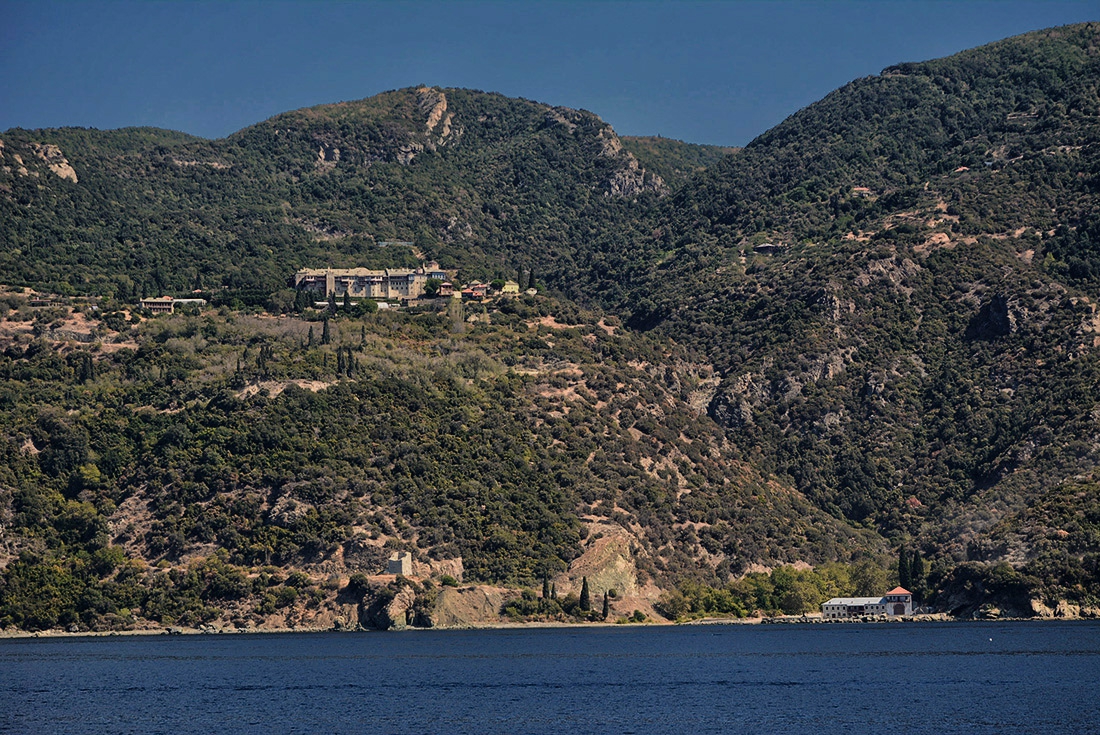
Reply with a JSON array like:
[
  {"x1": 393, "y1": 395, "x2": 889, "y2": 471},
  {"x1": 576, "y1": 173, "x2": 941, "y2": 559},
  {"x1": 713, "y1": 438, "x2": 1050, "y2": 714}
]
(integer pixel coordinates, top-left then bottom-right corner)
[{"x1": 822, "y1": 587, "x2": 913, "y2": 618}]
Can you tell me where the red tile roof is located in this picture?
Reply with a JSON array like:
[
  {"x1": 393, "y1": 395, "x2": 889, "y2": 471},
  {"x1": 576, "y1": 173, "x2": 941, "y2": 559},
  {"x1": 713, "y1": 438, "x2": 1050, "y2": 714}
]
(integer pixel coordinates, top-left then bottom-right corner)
[{"x1": 886, "y1": 587, "x2": 911, "y2": 595}]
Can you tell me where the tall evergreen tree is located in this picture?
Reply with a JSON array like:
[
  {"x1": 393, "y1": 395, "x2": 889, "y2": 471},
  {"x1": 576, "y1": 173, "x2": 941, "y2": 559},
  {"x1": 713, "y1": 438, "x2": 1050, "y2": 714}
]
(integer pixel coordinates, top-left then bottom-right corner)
[
  {"x1": 910, "y1": 549, "x2": 925, "y2": 595},
  {"x1": 579, "y1": 577, "x2": 591, "y2": 611},
  {"x1": 898, "y1": 547, "x2": 911, "y2": 590},
  {"x1": 307, "y1": 325, "x2": 315, "y2": 347},
  {"x1": 542, "y1": 576, "x2": 551, "y2": 600},
  {"x1": 77, "y1": 353, "x2": 94, "y2": 383},
  {"x1": 601, "y1": 591, "x2": 609, "y2": 620},
  {"x1": 321, "y1": 317, "x2": 331, "y2": 345},
  {"x1": 294, "y1": 288, "x2": 311, "y2": 313}
]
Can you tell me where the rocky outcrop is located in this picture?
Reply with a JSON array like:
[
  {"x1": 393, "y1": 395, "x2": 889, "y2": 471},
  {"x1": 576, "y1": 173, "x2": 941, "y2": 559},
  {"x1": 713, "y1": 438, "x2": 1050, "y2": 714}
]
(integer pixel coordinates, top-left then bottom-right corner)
[
  {"x1": 708, "y1": 373, "x2": 768, "y2": 429},
  {"x1": 967, "y1": 294, "x2": 1016, "y2": 340},
  {"x1": 412, "y1": 555, "x2": 463, "y2": 582},
  {"x1": 427, "y1": 586, "x2": 514, "y2": 628},
  {"x1": 555, "y1": 524, "x2": 642, "y2": 597},
  {"x1": 396, "y1": 142, "x2": 424, "y2": 165},
  {"x1": 418, "y1": 87, "x2": 449, "y2": 136},
  {"x1": 596, "y1": 127, "x2": 666, "y2": 197},
  {"x1": 1029, "y1": 599, "x2": 1100, "y2": 619},
  {"x1": 932, "y1": 562, "x2": 1038, "y2": 618},
  {"x1": 30, "y1": 143, "x2": 78, "y2": 183},
  {"x1": 352, "y1": 579, "x2": 519, "y2": 629},
  {"x1": 604, "y1": 158, "x2": 663, "y2": 197},
  {"x1": 544, "y1": 107, "x2": 581, "y2": 133},
  {"x1": 359, "y1": 583, "x2": 418, "y2": 630},
  {"x1": 540, "y1": 108, "x2": 665, "y2": 197}
]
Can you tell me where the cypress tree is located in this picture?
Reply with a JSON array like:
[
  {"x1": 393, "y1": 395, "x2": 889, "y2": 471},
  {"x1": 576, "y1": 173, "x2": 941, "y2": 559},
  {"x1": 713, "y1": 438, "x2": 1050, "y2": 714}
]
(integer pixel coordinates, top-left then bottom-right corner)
[
  {"x1": 542, "y1": 576, "x2": 550, "y2": 600},
  {"x1": 343, "y1": 292, "x2": 351, "y2": 311},
  {"x1": 602, "y1": 591, "x2": 609, "y2": 620},
  {"x1": 294, "y1": 288, "x2": 310, "y2": 312},
  {"x1": 307, "y1": 326, "x2": 315, "y2": 347},
  {"x1": 579, "y1": 577, "x2": 591, "y2": 611},
  {"x1": 82, "y1": 354, "x2": 94, "y2": 382},
  {"x1": 910, "y1": 549, "x2": 925, "y2": 592},
  {"x1": 321, "y1": 317, "x2": 331, "y2": 345},
  {"x1": 898, "y1": 547, "x2": 911, "y2": 590}
]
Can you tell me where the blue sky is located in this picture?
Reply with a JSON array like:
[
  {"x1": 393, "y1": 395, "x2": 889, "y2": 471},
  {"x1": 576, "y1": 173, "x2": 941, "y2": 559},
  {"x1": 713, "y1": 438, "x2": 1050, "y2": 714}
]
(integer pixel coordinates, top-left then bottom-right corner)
[{"x1": 2, "y1": 1, "x2": 1096, "y2": 146}]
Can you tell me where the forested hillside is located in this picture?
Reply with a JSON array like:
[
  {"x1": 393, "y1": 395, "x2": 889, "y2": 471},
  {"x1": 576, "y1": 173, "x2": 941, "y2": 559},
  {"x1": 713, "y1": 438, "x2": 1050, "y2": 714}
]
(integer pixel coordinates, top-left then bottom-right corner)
[
  {"x1": 0, "y1": 293, "x2": 888, "y2": 630},
  {"x1": 620, "y1": 136, "x2": 739, "y2": 189},
  {"x1": 2, "y1": 24, "x2": 1100, "y2": 631},
  {"x1": 0, "y1": 87, "x2": 664, "y2": 301},
  {"x1": 611, "y1": 22, "x2": 1100, "y2": 609}
]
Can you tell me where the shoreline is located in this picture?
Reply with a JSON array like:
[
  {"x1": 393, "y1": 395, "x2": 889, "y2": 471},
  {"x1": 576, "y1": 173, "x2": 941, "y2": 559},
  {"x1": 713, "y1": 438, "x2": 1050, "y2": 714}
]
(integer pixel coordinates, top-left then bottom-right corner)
[{"x1": 4, "y1": 612, "x2": 1093, "y2": 640}]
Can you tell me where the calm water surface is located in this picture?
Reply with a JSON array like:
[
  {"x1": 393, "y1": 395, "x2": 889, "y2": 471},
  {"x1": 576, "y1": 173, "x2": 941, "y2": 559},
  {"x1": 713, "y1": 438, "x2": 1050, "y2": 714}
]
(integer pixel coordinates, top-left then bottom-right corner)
[{"x1": 2, "y1": 621, "x2": 1098, "y2": 734}]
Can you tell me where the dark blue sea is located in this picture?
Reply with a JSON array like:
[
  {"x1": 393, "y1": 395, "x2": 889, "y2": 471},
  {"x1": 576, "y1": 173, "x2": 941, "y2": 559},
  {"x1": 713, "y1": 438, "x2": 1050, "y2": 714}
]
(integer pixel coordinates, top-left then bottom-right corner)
[{"x1": 2, "y1": 621, "x2": 1099, "y2": 734}]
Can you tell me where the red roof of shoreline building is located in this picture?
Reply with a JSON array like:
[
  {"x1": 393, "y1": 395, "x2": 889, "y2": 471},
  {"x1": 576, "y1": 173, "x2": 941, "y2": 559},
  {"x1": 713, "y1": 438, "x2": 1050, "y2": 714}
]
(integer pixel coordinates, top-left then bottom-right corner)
[{"x1": 886, "y1": 587, "x2": 911, "y2": 596}]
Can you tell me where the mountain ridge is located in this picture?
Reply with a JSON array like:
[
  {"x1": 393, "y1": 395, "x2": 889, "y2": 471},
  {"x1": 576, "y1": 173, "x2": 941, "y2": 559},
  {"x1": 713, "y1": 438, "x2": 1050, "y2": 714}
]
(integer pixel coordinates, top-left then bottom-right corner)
[{"x1": 2, "y1": 24, "x2": 1100, "y2": 631}]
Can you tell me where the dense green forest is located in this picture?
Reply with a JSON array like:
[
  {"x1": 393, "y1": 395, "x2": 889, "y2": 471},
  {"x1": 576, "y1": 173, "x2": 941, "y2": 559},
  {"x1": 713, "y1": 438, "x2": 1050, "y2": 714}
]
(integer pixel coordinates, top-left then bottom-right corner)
[
  {"x1": 0, "y1": 293, "x2": 886, "y2": 630},
  {"x1": 3, "y1": 24, "x2": 1100, "y2": 631},
  {"x1": 620, "y1": 136, "x2": 739, "y2": 189},
  {"x1": 0, "y1": 87, "x2": 667, "y2": 302},
  {"x1": 606, "y1": 22, "x2": 1100, "y2": 610}
]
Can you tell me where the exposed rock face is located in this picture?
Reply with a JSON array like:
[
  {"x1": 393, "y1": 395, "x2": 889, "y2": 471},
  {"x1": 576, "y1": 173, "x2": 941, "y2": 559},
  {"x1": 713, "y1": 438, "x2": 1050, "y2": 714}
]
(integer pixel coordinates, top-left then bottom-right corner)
[
  {"x1": 359, "y1": 584, "x2": 418, "y2": 630},
  {"x1": 967, "y1": 294, "x2": 1016, "y2": 340},
  {"x1": 556, "y1": 524, "x2": 641, "y2": 597},
  {"x1": 412, "y1": 87, "x2": 457, "y2": 155},
  {"x1": 708, "y1": 391, "x2": 755, "y2": 429},
  {"x1": 427, "y1": 586, "x2": 513, "y2": 628},
  {"x1": 30, "y1": 142, "x2": 78, "y2": 183},
  {"x1": 597, "y1": 127, "x2": 666, "y2": 197},
  {"x1": 418, "y1": 87, "x2": 448, "y2": 134},
  {"x1": 934, "y1": 563, "x2": 1037, "y2": 618},
  {"x1": 544, "y1": 107, "x2": 581, "y2": 133},
  {"x1": 540, "y1": 106, "x2": 665, "y2": 196},
  {"x1": 396, "y1": 142, "x2": 424, "y2": 165},
  {"x1": 604, "y1": 156, "x2": 662, "y2": 197},
  {"x1": 412, "y1": 555, "x2": 463, "y2": 582},
  {"x1": 1030, "y1": 599, "x2": 1100, "y2": 619},
  {"x1": 384, "y1": 586, "x2": 418, "y2": 629}
]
